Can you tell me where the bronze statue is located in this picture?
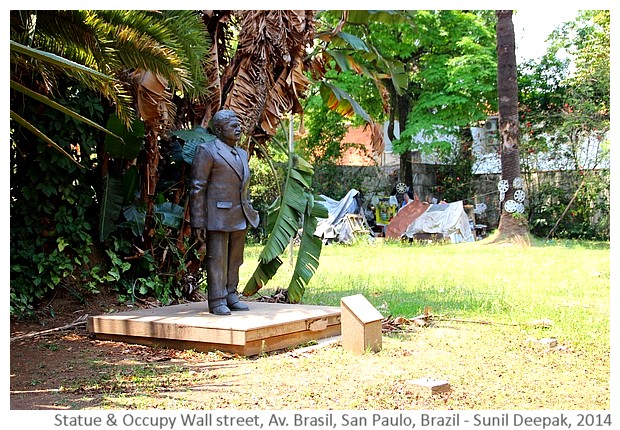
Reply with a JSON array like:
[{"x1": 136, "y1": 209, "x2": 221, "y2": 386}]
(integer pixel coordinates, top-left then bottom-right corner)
[{"x1": 190, "y1": 110, "x2": 260, "y2": 315}]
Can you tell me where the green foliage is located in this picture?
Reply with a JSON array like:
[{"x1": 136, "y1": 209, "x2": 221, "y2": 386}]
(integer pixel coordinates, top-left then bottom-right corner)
[
  {"x1": 297, "y1": 101, "x2": 349, "y2": 163},
  {"x1": 433, "y1": 156, "x2": 474, "y2": 203},
  {"x1": 10, "y1": 85, "x2": 103, "y2": 317},
  {"x1": 10, "y1": 85, "x2": 199, "y2": 317},
  {"x1": 389, "y1": 10, "x2": 497, "y2": 153},
  {"x1": 518, "y1": 10, "x2": 610, "y2": 241},
  {"x1": 315, "y1": 10, "x2": 410, "y2": 109},
  {"x1": 247, "y1": 154, "x2": 286, "y2": 241},
  {"x1": 104, "y1": 115, "x2": 145, "y2": 159},
  {"x1": 243, "y1": 150, "x2": 327, "y2": 302},
  {"x1": 519, "y1": 11, "x2": 609, "y2": 149},
  {"x1": 529, "y1": 170, "x2": 609, "y2": 240}
]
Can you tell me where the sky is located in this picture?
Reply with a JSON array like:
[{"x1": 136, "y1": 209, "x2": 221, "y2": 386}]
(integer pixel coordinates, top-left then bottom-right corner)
[{"x1": 512, "y1": 8, "x2": 580, "y2": 61}]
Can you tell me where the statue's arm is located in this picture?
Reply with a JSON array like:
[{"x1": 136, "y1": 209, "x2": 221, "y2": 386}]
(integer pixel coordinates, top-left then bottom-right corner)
[{"x1": 189, "y1": 145, "x2": 213, "y2": 241}]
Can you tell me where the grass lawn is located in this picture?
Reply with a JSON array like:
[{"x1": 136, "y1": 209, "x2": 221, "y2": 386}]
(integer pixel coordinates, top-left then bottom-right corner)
[
  {"x1": 224, "y1": 238, "x2": 609, "y2": 410},
  {"x1": 11, "y1": 238, "x2": 610, "y2": 410},
  {"x1": 242, "y1": 238, "x2": 610, "y2": 354}
]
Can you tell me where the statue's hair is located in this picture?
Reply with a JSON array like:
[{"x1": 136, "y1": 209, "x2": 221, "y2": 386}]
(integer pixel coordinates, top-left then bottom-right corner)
[{"x1": 212, "y1": 109, "x2": 238, "y2": 132}]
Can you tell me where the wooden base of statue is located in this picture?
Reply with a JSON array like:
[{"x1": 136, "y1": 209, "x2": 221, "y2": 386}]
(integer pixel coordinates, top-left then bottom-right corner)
[{"x1": 87, "y1": 301, "x2": 341, "y2": 356}]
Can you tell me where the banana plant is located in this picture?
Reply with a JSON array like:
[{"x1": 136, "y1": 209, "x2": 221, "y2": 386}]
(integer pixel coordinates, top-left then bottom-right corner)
[{"x1": 243, "y1": 150, "x2": 328, "y2": 303}]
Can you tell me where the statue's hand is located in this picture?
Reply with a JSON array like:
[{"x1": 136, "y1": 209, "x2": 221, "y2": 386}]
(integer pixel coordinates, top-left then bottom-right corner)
[{"x1": 193, "y1": 227, "x2": 207, "y2": 243}]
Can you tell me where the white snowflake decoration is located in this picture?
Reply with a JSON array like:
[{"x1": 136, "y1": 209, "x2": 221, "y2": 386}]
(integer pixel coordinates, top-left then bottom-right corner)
[
  {"x1": 513, "y1": 177, "x2": 523, "y2": 189},
  {"x1": 474, "y1": 203, "x2": 487, "y2": 214},
  {"x1": 504, "y1": 199, "x2": 519, "y2": 213},
  {"x1": 395, "y1": 182, "x2": 408, "y2": 194},
  {"x1": 513, "y1": 189, "x2": 526, "y2": 203},
  {"x1": 515, "y1": 202, "x2": 525, "y2": 213}
]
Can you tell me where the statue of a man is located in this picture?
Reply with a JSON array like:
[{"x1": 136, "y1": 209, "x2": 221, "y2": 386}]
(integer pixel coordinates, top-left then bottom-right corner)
[{"x1": 189, "y1": 110, "x2": 260, "y2": 315}]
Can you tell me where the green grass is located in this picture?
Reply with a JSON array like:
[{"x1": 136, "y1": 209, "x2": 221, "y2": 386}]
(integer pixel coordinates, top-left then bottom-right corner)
[
  {"x1": 241, "y1": 238, "x2": 610, "y2": 353},
  {"x1": 15, "y1": 238, "x2": 608, "y2": 410}
]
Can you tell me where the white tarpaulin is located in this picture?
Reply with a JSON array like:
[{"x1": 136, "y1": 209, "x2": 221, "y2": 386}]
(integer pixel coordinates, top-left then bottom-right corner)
[
  {"x1": 315, "y1": 189, "x2": 361, "y2": 242},
  {"x1": 403, "y1": 200, "x2": 474, "y2": 243}
]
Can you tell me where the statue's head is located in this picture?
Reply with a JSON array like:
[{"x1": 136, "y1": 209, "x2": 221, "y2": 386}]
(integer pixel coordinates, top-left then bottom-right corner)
[{"x1": 212, "y1": 110, "x2": 239, "y2": 135}]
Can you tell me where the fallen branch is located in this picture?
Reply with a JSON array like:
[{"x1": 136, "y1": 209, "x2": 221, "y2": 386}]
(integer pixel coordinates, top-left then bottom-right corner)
[
  {"x1": 382, "y1": 311, "x2": 433, "y2": 333},
  {"x1": 435, "y1": 316, "x2": 518, "y2": 326},
  {"x1": 10, "y1": 315, "x2": 88, "y2": 342}
]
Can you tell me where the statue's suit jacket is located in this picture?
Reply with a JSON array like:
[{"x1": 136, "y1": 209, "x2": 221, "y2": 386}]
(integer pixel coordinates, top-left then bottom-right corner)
[{"x1": 190, "y1": 139, "x2": 259, "y2": 232}]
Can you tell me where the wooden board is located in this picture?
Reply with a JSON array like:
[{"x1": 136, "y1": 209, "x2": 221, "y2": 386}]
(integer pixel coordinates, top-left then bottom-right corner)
[
  {"x1": 340, "y1": 294, "x2": 383, "y2": 354},
  {"x1": 87, "y1": 301, "x2": 341, "y2": 356}
]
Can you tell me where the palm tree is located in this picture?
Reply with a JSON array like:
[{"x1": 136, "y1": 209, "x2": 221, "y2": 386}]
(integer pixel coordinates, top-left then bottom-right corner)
[
  {"x1": 494, "y1": 10, "x2": 530, "y2": 243},
  {"x1": 10, "y1": 10, "x2": 208, "y2": 151},
  {"x1": 10, "y1": 10, "x2": 212, "y2": 239}
]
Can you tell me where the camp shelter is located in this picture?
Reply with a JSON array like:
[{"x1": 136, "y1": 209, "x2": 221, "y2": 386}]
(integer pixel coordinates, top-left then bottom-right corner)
[
  {"x1": 387, "y1": 200, "x2": 474, "y2": 243},
  {"x1": 385, "y1": 198, "x2": 431, "y2": 239},
  {"x1": 315, "y1": 189, "x2": 369, "y2": 243}
]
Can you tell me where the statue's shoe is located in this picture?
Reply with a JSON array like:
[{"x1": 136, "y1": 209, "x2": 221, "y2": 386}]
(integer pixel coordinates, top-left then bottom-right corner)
[
  {"x1": 210, "y1": 304, "x2": 231, "y2": 315},
  {"x1": 228, "y1": 301, "x2": 249, "y2": 311}
]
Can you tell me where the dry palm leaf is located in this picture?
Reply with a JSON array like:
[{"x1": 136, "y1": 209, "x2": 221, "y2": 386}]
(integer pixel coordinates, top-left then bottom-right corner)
[
  {"x1": 129, "y1": 69, "x2": 174, "y2": 133},
  {"x1": 224, "y1": 10, "x2": 315, "y2": 138}
]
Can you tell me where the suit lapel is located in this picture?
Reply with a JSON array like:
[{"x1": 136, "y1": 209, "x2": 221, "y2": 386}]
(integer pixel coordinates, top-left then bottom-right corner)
[{"x1": 215, "y1": 140, "x2": 243, "y2": 180}]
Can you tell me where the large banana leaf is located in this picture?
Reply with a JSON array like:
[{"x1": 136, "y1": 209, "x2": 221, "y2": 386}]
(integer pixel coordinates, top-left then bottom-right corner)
[
  {"x1": 319, "y1": 81, "x2": 371, "y2": 122},
  {"x1": 243, "y1": 152, "x2": 327, "y2": 301},
  {"x1": 243, "y1": 257, "x2": 283, "y2": 298},
  {"x1": 104, "y1": 115, "x2": 145, "y2": 160},
  {"x1": 287, "y1": 194, "x2": 328, "y2": 303},
  {"x1": 171, "y1": 127, "x2": 217, "y2": 164},
  {"x1": 258, "y1": 154, "x2": 313, "y2": 263},
  {"x1": 155, "y1": 202, "x2": 184, "y2": 229},
  {"x1": 99, "y1": 175, "x2": 124, "y2": 241}
]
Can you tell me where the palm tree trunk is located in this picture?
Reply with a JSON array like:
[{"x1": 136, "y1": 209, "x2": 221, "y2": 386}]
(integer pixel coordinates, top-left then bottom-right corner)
[
  {"x1": 141, "y1": 129, "x2": 159, "y2": 248},
  {"x1": 495, "y1": 10, "x2": 529, "y2": 243}
]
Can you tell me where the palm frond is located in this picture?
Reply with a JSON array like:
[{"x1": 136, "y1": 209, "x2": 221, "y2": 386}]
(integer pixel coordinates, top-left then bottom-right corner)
[
  {"x1": 10, "y1": 39, "x2": 134, "y2": 127},
  {"x1": 11, "y1": 79, "x2": 124, "y2": 143},
  {"x1": 10, "y1": 40, "x2": 113, "y2": 82},
  {"x1": 11, "y1": 10, "x2": 212, "y2": 130},
  {"x1": 10, "y1": 110, "x2": 82, "y2": 168},
  {"x1": 159, "y1": 10, "x2": 211, "y2": 99}
]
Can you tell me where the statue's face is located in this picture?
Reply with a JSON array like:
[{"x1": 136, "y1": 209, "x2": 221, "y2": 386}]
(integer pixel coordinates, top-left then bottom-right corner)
[{"x1": 218, "y1": 115, "x2": 241, "y2": 146}]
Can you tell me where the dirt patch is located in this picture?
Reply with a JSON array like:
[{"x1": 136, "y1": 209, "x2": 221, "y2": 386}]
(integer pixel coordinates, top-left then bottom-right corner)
[{"x1": 11, "y1": 290, "x2": 129, "y2": 409}]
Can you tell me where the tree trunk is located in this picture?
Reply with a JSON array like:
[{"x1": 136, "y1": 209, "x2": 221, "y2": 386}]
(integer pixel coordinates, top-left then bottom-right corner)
[
  {"x1": 141, "y1": 129, "x2": 160, "y2": 249},
  {"x1": 494, "y1": 10, "x2": 530, "y2": 244},
  {"x1": 396, "y1": 93, "x2": 413, "y2": 191}
]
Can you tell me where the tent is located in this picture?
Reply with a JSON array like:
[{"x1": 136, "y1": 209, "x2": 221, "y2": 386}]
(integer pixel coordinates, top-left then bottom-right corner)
[
  {"x1": 387, "y1": 200, "x2": 474, "y2": 243},
  {"x1": 315, "y1": 189, "x2": 368, "y2": 243}
]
